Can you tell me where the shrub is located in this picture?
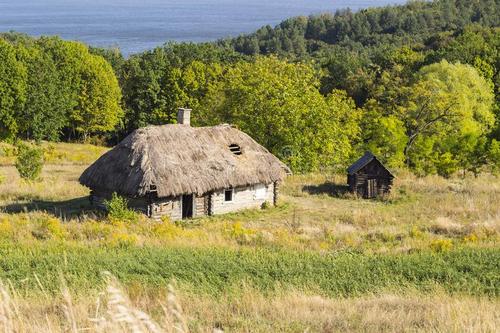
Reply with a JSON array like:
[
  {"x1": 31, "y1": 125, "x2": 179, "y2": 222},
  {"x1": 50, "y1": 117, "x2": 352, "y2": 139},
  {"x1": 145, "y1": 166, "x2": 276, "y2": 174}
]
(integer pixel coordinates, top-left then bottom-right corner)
[
  {"x1": 261, "y1": 201, "x2": 271, "y2": 209},
  {"x1": 31, "y1": 216, "x2": 67, "y2": 240},
  {"x1": 430, "y1": 239, "x2": 453, "y2": 252},
  {"x1": 107, "y1": 231, "x2": 138, "y2": 248},
  {"x1": 81, "y1": 221, "x2": 114, "y2": 241},
  {"x1": 15, "y1": 143, "x2": 44, "y2": 181},
  {"x1": 463, "y1": 234, "x2": 478, "y2": 243},
  {"x1": 225, "y1": 221, "x2": 256, "y2": 244},
  {"x1": 409, "y1": 226, "x2": 425, "y2": 239},
  {"x1": 43, "y1": 144, "x2": 66, "y2": 163},
  {"x1": 0, "y1": 172, "x2": 5, "y2": 185},
  {"x1": 0, "y1": 218, "x2": 14, "y2": 239},
  {"x1": 104, "y1": 193, "x2": 139, "y2": 223},
  {"x1": 1, "y1": 144, "x2": 16, "y2": 157},
  {"x1": 152, "y1": 220, "x2": 183, "y2": 240}
]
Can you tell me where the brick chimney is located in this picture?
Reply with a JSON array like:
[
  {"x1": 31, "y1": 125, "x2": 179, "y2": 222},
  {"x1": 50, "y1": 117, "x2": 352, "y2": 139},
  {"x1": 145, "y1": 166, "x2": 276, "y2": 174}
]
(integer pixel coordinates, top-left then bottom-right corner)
[{"x1": 177, "y1": 108, "x2": 191, "y2": 126}]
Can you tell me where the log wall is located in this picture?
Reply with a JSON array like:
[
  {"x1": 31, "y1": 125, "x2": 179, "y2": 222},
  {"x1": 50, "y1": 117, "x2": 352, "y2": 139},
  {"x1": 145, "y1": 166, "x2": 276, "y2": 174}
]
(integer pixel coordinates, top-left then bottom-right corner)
[
  {"x1": 348, "y1": 159, "x2": 394, "y2": 198},
  {"x1": 90, "y1": 182, "x2": 276, "y2": 221},
  {"x1": 212, "y1": 183, "x2": 274, "y2": 215}
]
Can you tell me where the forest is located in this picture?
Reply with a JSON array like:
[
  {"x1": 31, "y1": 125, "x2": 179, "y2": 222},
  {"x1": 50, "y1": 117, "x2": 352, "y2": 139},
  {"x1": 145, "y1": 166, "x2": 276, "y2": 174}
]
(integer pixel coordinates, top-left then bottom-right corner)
[{"x1": 0, "y1": 0, "x2": 499, "y2": 176}]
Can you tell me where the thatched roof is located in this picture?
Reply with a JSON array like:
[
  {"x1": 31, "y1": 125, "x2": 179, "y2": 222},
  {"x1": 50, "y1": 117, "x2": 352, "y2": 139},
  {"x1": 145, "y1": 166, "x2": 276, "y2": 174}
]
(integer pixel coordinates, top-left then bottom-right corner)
[
  {"x1": 79, "y1": 124, "x2": 290, "y2": 198},
  {"x1": 347, "y1": 151, "x2": 394, "y2": 177}
]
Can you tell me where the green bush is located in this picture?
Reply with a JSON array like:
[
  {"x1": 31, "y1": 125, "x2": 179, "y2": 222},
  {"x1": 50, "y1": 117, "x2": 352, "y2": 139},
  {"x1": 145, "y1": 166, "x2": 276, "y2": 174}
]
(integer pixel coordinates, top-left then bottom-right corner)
[
  {"x1": 15, "y1": 143, "x2": 44, "y2": 181},
  {"x1": 104, "y1": 192, "x2": 139, "y2": 223}
]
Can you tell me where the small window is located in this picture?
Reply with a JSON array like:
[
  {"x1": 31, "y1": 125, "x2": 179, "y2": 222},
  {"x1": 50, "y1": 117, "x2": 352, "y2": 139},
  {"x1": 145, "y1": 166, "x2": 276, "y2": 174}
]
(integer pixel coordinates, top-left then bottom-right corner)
[
  {"x1": 229, "y1": 144, "x2": 242, "y2": 155},
  {"x1": 224, "y1": 189, "x2": 233, "y2": 202}
]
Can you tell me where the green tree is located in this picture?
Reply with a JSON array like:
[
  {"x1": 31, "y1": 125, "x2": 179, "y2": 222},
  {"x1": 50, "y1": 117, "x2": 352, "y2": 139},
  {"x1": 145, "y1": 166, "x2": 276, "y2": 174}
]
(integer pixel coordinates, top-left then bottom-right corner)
[
  {"x1": 0, "y1": 39, "x2": 27, "y2": 141},
  {"x1": 73, "y1": 54, "x2": 123, "y2": 140},
  {"x1": 36, "y1": 37, "x2": 88, "y2": 139},
  {"x1": 180, "y1": 61, "x2": 223, "y2": 116},
  {"x1": 121, "y1": 45, "x2": 229, "y2": 132},
  {"x1": 16, "y1": 44, "x2": 68, "y2": 141},
  {"x1": 404, "y1": 60, "x2": 495, "y2": 175},
  {"x1": 121, "y1": 48, "x2": 183, "y2": 130},
  {"x1": 15, "y1": 142, "x2": 44, "y2": 181},
  {"x1": 199, "y1": 56, "x2": 360, "y2": 172},
  {"x1": 360, "y1": 102, "x2": 408, "y2": 168}
]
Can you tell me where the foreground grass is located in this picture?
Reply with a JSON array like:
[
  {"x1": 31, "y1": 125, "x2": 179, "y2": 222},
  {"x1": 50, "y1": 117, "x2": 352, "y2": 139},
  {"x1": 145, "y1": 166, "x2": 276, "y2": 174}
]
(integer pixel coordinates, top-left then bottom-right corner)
[{"x1": 4, "y1": 285, "x2": 499, "y2": 332}]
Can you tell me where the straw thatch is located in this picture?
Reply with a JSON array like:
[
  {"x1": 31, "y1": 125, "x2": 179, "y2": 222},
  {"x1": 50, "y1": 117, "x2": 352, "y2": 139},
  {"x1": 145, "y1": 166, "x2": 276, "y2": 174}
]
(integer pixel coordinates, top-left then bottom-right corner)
[{"x1": 79, "y1": 124, "x2": 290, "y2": 198}]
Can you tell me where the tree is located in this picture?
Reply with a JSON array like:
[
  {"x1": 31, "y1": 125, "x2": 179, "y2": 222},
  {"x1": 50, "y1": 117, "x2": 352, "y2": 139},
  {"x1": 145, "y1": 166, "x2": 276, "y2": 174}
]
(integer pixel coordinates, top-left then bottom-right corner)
[
  {"x1": 199, "y1": 56, "x2": 360, "y2": 172},
  {"x1": 16, "y1": 44, "x2": 68, "y2": 141},
  {"x1": 15, "y1": 142, "x2": 44, "y2": 181},
  {"x1": 403, "y1": 60, "x2": 495, "y2": 175},
  {"x1": 120, "y1": 44, "x2": 229, "y2": 133},
  {"x1": 180, "y1": 61, "x2": 223, "y2": 115},
  {"x1": 360, "y1": 101, "x2": 408, "y2": 168},
  {"x1": 73, "y1": 54, "x2": 123, "y2": 140},
  {"x1": 0, "y1": 39, "x2": 27, "y2": 141},
  {"x1": 36, "y1": 37, "x2": 88, "y2": 139}
]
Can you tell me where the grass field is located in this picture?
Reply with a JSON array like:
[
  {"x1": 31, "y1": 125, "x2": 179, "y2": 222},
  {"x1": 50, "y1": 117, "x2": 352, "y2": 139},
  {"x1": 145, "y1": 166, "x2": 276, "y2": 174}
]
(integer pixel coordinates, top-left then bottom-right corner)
[{"x1": 0, "y1": 142, "x2": 499, "y2": 332}]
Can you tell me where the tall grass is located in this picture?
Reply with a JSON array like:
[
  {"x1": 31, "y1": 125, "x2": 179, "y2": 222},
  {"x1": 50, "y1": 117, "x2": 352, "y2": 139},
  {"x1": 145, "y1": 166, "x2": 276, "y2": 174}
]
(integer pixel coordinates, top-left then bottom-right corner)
[
  {"x1": 0, "y1": 273, "x2": 189, "y2": 333},
  {"x1": 0, "y1": 277, "x2": 498, "y2": 333}
]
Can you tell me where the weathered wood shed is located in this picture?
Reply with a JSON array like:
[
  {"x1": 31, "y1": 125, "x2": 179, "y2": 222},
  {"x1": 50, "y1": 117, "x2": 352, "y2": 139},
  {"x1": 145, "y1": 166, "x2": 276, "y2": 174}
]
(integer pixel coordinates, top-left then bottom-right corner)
[
  {"x1": 347, "y1": 152, "x2": 394, "y2": 198},
  {"x1": 79, "y1": 109, "x2": 290, "y2": 220}
]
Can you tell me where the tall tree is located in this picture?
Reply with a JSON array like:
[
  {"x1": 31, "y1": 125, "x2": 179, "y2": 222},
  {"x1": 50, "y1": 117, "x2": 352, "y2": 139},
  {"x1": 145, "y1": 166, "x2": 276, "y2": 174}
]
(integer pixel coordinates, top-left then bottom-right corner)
[
  {"x1": 0, "y1": 39, "x2": 26, "y2": 141},
  {"x1": 404, "y1": 60, "x2": 495, "y2": 175},
  {"x1": 199, "y1": 56, "x2": 360, "y2": 172},
  {"x1": 16, "y1": 44, "x2": 68, "y2": 141},
  {"x1": 73, "y1": 54, "x2": 123, "y2": 141}
]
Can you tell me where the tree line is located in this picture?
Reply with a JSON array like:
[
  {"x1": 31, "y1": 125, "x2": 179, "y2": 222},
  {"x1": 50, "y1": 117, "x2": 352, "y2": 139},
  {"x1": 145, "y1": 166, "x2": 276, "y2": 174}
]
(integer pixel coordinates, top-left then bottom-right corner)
[{"x1": 0, "y1": 0, "x2": 499, "y2": 176}]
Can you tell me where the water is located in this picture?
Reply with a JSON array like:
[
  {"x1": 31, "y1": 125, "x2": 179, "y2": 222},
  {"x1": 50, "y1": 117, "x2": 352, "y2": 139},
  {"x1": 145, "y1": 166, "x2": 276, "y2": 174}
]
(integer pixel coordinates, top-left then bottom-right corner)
[{"x1": 0, "y1": 0, "x2": 406, "y2": 56}]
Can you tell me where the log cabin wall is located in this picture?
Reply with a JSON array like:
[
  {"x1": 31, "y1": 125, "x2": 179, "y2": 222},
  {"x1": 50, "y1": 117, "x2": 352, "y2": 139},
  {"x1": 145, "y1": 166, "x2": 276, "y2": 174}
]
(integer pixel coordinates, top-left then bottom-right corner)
[
  {"x1": 149, "y1": 196, "x2": 182, "y2": 220},
  {"x1": 351, "y1": 160, "x2": 394, "y2": 198},
  {"x1": 212, "y1": 183, "x2": 274, "y2": 215},
  {"x1": 91, "y1": 182, "x2": 276, "y2": 220}
]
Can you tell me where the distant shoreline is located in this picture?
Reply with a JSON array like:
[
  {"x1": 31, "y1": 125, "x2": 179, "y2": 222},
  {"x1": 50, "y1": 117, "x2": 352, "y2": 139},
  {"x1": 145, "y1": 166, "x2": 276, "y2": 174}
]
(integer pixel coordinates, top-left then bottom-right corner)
[{"x1": 0, "y1": 0, "x2": 407, "y2": 56}]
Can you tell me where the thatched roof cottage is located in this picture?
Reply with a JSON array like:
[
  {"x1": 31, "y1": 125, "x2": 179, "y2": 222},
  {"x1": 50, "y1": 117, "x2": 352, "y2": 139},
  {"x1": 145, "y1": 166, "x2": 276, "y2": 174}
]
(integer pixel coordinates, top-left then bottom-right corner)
[{"x1": 79, "y1": 109, "x2": 290, "y2": 220}]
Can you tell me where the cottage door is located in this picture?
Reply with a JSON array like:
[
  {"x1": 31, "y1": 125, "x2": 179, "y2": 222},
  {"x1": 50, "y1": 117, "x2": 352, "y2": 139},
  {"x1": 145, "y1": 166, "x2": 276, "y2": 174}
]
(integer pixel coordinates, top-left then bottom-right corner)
[
  {"x1": 367, "y1": 179, "x2": 376, "y2": 198},
  {"x1": 182, "y1": 194, "x2": 194, "y2": 219}
]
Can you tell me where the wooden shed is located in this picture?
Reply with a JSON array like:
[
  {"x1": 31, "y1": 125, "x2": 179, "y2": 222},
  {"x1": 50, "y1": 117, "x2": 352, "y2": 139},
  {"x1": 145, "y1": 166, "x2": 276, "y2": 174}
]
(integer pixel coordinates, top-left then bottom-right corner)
[
  {"x1": 79, "y1": 108, "x2": 290, "y2": 220},
  {"x1": 347, "y1": 152, "x2": 394, "y2": 198}
]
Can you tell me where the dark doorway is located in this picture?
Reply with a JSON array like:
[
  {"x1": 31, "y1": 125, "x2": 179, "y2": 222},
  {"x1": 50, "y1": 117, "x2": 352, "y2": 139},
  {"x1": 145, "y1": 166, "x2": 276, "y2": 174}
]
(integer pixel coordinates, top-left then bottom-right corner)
[{"x1": 182, "y1": 194, "x2": 193, "y2": 219}]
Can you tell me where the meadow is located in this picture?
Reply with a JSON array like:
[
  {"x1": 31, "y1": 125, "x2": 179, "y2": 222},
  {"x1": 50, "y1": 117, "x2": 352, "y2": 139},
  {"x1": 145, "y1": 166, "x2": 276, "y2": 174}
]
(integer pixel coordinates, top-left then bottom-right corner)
[{"x1": 0, "y1": 142, "x2": 499, "y2": 332}]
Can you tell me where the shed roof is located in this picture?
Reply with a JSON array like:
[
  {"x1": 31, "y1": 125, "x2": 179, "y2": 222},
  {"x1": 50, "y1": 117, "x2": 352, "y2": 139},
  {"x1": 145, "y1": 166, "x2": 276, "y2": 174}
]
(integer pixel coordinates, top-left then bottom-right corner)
[
  {"x1": 79, "y1": 124, "x2": 290, "y2": 198},
  {"x1": 347, "y1": 151, "x2": 394, "y2": 176}
]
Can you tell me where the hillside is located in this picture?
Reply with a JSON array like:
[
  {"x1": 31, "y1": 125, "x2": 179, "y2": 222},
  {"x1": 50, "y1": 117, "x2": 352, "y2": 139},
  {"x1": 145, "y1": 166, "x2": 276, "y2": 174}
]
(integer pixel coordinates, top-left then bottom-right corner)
[
  {"x1": 0, "y1": 142, "x2": 498, "y2": 331},
  {"x1": 2, "y1": 1, "x2": 499, "y2": 177},
  {"x1": 222, "y1": 0, "x2": 500, "y2": 57}
]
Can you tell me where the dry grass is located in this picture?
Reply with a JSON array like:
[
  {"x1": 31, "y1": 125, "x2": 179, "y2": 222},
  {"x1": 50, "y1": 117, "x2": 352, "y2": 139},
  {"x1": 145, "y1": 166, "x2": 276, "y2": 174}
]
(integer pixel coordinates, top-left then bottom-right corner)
[
  {"x1": 0, "y1": 280, "x2": 498, "y2": 333},
  {"x1": 0, "y1": 141, "x2": 108, "y2": 166},
  {"x1": 0, "y1": 275, "x2": 190, "y2": 333},
  {"x1": 0, "y1": 164, "x2": 88, "y2": 204}
]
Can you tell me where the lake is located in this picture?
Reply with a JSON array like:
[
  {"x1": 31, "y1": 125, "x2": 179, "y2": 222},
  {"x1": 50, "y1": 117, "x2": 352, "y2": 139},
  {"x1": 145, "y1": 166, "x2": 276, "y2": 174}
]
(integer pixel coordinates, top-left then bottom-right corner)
[{"x1": 0, "y1": 0, "x2": 407, "y2": 56}]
